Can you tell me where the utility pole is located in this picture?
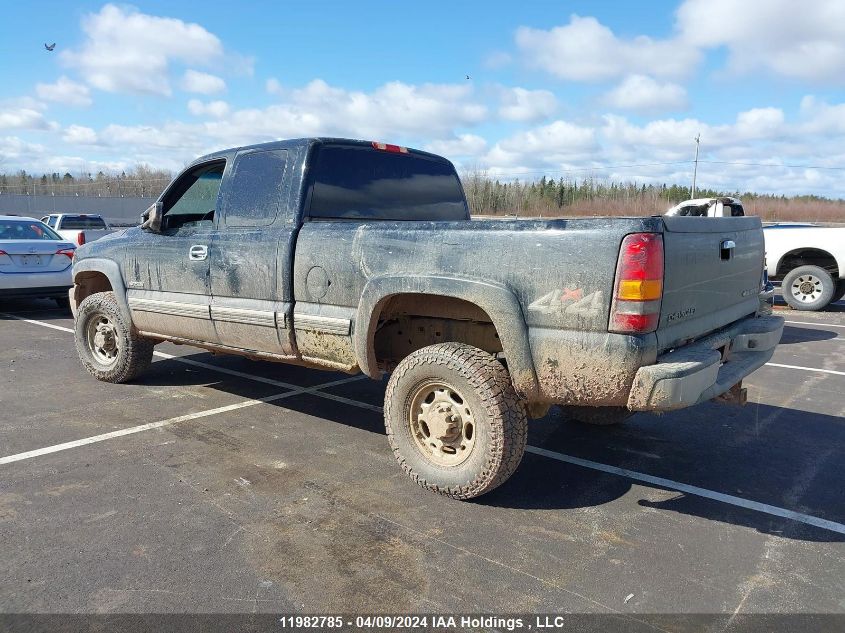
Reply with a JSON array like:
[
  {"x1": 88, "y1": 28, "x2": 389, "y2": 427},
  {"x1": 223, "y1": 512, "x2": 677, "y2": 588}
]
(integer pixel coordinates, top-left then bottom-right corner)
[{"x1": 691, "y1": 133, "x2": 701, "y2": 198}]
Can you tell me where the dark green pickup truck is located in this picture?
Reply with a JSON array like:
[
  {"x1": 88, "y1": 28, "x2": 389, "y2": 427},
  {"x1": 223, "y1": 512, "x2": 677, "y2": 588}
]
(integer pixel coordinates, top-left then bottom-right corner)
[{"x1": 70, "y1": 138, "x2": 783, "y2": 499}]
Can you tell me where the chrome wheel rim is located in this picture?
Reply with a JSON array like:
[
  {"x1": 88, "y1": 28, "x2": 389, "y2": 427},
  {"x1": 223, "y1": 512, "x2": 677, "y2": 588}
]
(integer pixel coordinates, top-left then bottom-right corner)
[
  {"x1": 791, "y1": 274, "x2": 824, "y2": 303},
  {"x1": 408, "y1": 381, "x2": 477, "y2": 467},
  {"x1": 86, "y1": 314, "x2": 119, "y2": 367}
]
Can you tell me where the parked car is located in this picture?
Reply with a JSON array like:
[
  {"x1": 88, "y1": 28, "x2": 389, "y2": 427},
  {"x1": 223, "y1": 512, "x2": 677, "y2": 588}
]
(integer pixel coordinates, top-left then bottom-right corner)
[
  {"x1": 664, "y1": 197, "x2": 745, "y2": 218},
  {"x1": 0, "y1": 215, "x2": 76, "y2": 307},
  {"x1": 41, "y1": 214, "x2": 117, "y2": 246},
  {"x1": 69, "y1": 138, "x2": 783, "y2": 499},
  {"x1": 763, "y1": 224, "x2": 845, "y2": 310}
]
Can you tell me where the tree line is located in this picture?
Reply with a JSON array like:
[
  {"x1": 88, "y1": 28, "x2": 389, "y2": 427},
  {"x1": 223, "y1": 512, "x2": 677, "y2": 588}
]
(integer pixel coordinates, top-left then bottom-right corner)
[
  {"x1": 461, "y1": 172, "x2": 845, "y2": 221},
  {"x1": 0, "y1": 166, "x2": 172, "y2": 198},
  {"x1": 1, "y1": 166, "x2": 843, "y2": 221}
]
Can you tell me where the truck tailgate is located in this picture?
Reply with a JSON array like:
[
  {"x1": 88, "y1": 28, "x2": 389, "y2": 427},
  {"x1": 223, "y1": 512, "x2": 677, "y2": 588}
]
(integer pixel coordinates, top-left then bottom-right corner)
[{"x1": 657, "y1": 216, "x2": 764, "y2": 352}]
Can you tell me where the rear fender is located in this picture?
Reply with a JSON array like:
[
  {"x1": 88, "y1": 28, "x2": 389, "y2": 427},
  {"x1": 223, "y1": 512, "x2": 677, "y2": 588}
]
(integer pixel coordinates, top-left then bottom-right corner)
[{"x1": 356, "y1": 275, "x2": 539, "y2": 398}]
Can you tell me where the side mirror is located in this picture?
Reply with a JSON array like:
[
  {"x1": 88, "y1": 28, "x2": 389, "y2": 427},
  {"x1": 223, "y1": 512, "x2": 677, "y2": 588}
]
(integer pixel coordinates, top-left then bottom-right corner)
[{"x1": 140, "y1": 201, "x2": 163, "y2": 233}]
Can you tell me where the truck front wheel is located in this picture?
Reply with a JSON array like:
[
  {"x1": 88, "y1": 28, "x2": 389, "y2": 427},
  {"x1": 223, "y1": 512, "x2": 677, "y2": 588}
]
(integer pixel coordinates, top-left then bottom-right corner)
[
  {"x1": 74, "y1": 291, "x2": 154, "y2": 383},
  {"x1": 782, "y1": 265, "x2": 836, "y2": 311},
  {"x1": 384, "y1": 342, "x2": 527, "y2": 499}
]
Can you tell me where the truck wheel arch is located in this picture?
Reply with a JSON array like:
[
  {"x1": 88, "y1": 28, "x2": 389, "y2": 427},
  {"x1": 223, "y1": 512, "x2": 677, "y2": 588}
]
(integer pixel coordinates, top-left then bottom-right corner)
[
  {"x1": 355, "y1": 275, "x2": 539, "y2": 399},
  {"x1": 72, "y1": 259, "x2": 132, "y2": 325},
  {"x1": 774, "y1": 248, "x2": 840, "y2": 279}
]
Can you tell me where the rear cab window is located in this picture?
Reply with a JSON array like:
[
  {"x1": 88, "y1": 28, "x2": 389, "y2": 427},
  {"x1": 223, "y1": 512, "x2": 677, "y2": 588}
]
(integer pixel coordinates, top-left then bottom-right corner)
[
  {"x1": 58, "y1": 215, "x2": 107, "y2": 230},
  {"x1": 307, "y1": 144, "x2": 468, "y2": 221}
]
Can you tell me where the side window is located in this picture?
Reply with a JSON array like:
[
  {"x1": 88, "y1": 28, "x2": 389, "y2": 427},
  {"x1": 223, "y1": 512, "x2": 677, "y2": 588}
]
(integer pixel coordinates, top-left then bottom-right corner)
[
  {"x1": 221, "y1": 149, "x2": 288, "y2": 227},
  {"x1": 162, "y1": 161, "x2": 225, "y2": 231},
  {"x1": 46, "y1": 216, "x2": 57, "y2": 228}
]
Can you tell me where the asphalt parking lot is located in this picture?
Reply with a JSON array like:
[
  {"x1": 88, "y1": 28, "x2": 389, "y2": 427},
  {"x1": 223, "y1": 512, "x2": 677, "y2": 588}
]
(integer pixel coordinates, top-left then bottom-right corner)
[{"x1": 0, "y1": 295, "x2": 843, "y2": 626}]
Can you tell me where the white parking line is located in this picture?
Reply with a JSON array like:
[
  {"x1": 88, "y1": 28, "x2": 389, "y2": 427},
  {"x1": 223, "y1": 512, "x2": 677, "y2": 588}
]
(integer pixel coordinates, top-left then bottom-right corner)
[
  {"x1": 0, "y1": 374, "x2": 363, "y2": 466},
  {"x1": 0, "y1": 394, "x2": 289, "y2": 465},
  {"x1": 765, "y1": 363, "x2": 845, "y2": 376},
  {"x1": 785, "y1": 320, "x2": 845, "y2": 329},
  {"x1": 2, "y1": 315, "x2": 73, "y2": 333},
  {"x1": 5, "y1": 311, "x2": 845, "y2": 535},
  {"x1": 526, "y1": 446, "x2": 845, "y2": 536}
]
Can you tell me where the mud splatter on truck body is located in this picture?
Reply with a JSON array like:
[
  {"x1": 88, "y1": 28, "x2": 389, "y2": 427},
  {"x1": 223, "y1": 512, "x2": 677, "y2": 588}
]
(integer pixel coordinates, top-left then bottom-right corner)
[{"x1": 70, "y1": 137, "x2": 783, "y2": 498}]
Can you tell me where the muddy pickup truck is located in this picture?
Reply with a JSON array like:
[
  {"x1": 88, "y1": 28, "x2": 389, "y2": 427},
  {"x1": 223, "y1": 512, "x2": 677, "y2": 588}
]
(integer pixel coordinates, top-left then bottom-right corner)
[{"x1": 70, "y1": 138, "x2": 784, "y2": 499}]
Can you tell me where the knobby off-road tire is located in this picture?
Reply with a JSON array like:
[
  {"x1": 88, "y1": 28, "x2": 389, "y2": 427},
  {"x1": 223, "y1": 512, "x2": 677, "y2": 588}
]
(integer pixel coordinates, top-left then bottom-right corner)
[
  {"x1": 782, "y1": 265, "x2": 836, "y2": 311},
  {"x1": 74, "y1": 291, "x2": 154, "y2": 383},
  {"x1": 564, "y1": 405, "x2": 632, "y2": 426},
  {"x1": 384, "y1": 342, "x2": 528, "y2": 500}
]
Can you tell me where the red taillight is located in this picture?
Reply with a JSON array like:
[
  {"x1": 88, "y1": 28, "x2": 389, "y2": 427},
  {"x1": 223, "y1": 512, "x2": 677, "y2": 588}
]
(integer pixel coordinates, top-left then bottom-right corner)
[
  {"x1": 609, "y1": 233, "x2": 664, "y2": 334},
  {"x1": 76, "y1": 231, "x2": 86, "y2": 245},
  {"x1": 56, "y1": 248, "x2": 75, "y2": 260},
  {"x1": 371, "y1": 141, "x2": 408, "y2": 154}
]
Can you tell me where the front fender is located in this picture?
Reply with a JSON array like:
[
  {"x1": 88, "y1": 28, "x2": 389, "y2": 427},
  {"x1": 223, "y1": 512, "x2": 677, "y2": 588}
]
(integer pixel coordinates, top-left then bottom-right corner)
[
  {"x1": 355, "y1": 275, "x2": 539, "y2": 399},
  {"x1": 72, "y1": 258, "x2": 132, "y2": 325}
]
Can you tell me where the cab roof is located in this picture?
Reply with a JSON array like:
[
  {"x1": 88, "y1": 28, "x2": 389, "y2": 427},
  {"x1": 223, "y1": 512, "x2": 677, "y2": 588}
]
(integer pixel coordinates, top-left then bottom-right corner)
[{"x1": 191, "y1": 137, "x2": 446, "y2": 168}]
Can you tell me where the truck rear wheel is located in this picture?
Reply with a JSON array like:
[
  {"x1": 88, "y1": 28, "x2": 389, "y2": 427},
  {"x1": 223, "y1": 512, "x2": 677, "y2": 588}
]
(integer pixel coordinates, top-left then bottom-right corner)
[
  {"x1": 384, "y1": 342, "x2": 527, "y2": 499},
  {"x1": 75, "y1": 291, "x2": 154, "y2": 383},
  {"x1": 782, "y1": 265, "x2": 836, "y2": 311}
]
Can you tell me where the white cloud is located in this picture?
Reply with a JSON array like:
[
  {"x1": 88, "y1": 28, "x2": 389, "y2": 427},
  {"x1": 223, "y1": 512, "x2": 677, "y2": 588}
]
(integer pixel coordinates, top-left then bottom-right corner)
[
  {"x1": 677, "y1": 0, "x2": 845, "y2": 83},
  {"x1": 602, "y1": 75, "x2": 688, "y2": 113},
  {"x1": 498, "y1": 87, "x2": 557, "y2": 122},
  {"x1": 0, "y1": 106, "x2": 52, "y2": 131},
  {"x1": 798, "y1": 95, "x2": 845, "y2": 134},
  {"x1": 182, "y1": 70, "x2": 226, "y2": 95},
  {"x1": 35, "y1": 77, "x2": 92, "y2": 107},
  {"x1": 60, "y1": 4, "x2": 224, "y2": 96},
  {"x1": 187, "y1": 99, "x2": 231, "y2": 118},
  {"x1": 62, "y1": 125, "x2": 98, "y2": 144},
  {"x1": 0, "y1": 136, "x2": 47, "y2": 162},
  {"x1": 485, "y1": 120, "x2": 597, "y2": 168},
  {"x1": 599, "y1": 111, "x2": 788, "y2": 158},
  {"x1": 516, "y1": 15, "x2": 699, "y2": 81},
  {"x1": 193, "y1": 79, "x2": 489, "y2": 149},
  {"x1": 424, "y1": 134, "x2": 488, "y2": 157}
]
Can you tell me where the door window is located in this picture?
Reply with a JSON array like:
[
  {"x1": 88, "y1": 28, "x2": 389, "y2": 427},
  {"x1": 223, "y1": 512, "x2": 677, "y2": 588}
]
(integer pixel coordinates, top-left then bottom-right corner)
[
  {"x1": 162, "y1": 161, "x2": 225, "y2": 231},
  {"x1": 221, "y1": 149, "x2": 288, "y2": 227}
]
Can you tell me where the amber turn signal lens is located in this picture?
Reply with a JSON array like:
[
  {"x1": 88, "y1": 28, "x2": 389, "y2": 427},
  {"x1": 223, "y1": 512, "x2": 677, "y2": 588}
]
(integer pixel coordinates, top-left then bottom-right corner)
[{"x1": 617, "y1": 279, "x2": 662, "y2": 301}]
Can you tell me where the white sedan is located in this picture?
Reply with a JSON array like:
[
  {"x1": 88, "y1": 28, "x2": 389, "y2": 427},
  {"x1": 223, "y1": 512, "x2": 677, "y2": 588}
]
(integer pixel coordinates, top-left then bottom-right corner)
[
  {"x1": 0, "y1": 215, "x2": 77, "y2": 308},
  {"x1": 764, "y1": 224, "x2": 845, "y2": 311}
]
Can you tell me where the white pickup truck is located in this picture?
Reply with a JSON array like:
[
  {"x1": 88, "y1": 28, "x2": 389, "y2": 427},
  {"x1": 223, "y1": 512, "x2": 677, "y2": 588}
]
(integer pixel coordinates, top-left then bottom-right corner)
[
  {"x1": 664, "y1": 197, "x2": 745, "y2": 218},
  {"x1": 763, "y1": 224, "x2": 845, "y2": 311},
  {"x1": 41, "y1": 214, "x2": 117, "y2": 246}
]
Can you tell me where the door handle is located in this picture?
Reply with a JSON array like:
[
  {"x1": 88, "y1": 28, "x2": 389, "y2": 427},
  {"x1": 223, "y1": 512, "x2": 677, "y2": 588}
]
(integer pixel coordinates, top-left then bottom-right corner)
[{"x1": 189, "y1": 244, "x2": 208, "y2": 261}]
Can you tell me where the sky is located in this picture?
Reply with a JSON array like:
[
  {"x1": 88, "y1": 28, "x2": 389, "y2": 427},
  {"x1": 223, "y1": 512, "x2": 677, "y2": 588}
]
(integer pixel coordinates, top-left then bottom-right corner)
[{"x1": 2, "y1": 0, "x2": 845, "y2": 197}]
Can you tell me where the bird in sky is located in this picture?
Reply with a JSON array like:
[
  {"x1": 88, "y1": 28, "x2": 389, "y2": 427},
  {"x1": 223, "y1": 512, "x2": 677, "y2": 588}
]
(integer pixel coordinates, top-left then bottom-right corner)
[
  {"x1": 44, "y1": 43, "x2": 56, "y2": 51},
  {"x1": 465, "y1": 74, "x2": 471, "y2": 80}
]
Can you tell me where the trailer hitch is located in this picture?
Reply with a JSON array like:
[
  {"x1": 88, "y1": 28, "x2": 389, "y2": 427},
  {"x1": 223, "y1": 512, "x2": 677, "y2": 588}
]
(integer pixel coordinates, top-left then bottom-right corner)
[{"x1": 714, "y1": 381, "x2": 748, "y2": 407}]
